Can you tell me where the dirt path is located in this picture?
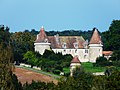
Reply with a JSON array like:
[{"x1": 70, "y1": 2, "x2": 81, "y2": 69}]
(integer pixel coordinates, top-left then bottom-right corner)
[{"x1": 14, "y1": 67, "x2": 58, "y2": 85}]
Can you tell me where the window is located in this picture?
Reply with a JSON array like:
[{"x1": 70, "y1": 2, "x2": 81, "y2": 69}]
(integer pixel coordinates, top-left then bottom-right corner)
[
  {"x1": 74, "y1": 42, "x2": 78, "y2": 49},
  {"x1": 85, "y1": 49, "x2": 88, "y2": 53},
  {"x1": 75, "y1": 49, "x2": 77, "y2": 53},
  {"x1": 62, "y1": 43, "x2": 67, "y2": 49}
]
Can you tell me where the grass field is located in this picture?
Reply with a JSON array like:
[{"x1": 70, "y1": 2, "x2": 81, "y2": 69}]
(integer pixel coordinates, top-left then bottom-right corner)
[
  {"x1": 81, "y1": 62, "x2": 106, "y2": 73},
  {"x1": 63, "y1": 62, "x2": 106, "y2": 74},
  {"x1": 63, "y1": 62, "x2": 106, "y2": 73},
  {"x1": 63, "y1": 67, "x2": 70, "y2": 73}
]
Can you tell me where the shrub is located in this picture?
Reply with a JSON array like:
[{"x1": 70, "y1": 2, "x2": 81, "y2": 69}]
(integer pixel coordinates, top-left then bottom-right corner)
[
  {"x1": 95, "y1": 57, "x2": 109, "y2": 67},
  {"x1": 112, "y1": 61, "x2": 120, "y2": 67},
  {"x1": 53, "y1": 70, "x2": 61, "y2": 75}
]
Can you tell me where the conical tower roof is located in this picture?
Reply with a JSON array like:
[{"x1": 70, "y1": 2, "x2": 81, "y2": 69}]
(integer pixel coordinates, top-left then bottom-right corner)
[
  {"x1": 71, "y1": 56, "x2": 80, "y2": 63},
  {"x1": 35, "y1": 26, "x2": 48, "y2": 43},
  {"x1": 89, "y1": 28, "x2": 102, "y2": 44}
]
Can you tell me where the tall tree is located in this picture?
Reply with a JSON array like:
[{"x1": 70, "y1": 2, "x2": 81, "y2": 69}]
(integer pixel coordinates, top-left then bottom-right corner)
[
  {"x1": 11, "y1": 31, "x2": 36, "y2": 63},
  {"x1": 102, "y1": 20, "x2": 120, "y2": 51},
  {"x1": 0, "y1": 25, "x2": 21, "y2": 90}
]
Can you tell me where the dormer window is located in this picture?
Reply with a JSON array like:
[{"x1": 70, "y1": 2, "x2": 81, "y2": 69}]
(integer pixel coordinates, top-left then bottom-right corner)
[
  {"x1": 44, "y1": 38, "x2": 48, "y2": 43},
  {"x1": 74, "y1": 42, "x2": 78, "y2": 49},
  {"x1": 62, "y1": 43, "x2": 67, "y2": 49},
  {"x1": 83, "y1": 40, "x2": 88, "y2": 49}
]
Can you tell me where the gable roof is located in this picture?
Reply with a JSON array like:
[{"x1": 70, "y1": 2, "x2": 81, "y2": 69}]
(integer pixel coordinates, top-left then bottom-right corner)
[
  {"x1": 89, "y1": 29, "x2": 102, "y2": 44},
  {"x1": 71, "y1": 56, "x2": 81, "y2": 63}
]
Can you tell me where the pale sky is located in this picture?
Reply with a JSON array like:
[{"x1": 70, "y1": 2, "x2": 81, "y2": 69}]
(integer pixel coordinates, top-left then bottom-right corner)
[{"x1": 0, "y1": 0, "x2": 120, "y2": 32}]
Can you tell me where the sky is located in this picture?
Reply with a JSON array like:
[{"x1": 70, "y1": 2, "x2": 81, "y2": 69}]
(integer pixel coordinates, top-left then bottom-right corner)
[{"x1": 0, "y1": 0, "x2": 120, "y2": 32}]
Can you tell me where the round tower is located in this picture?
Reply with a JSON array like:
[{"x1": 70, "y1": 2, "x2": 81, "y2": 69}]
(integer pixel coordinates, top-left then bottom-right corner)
[
  {"x1": 34, "y1": 26, "x2": 51, "y2": 55},
  {"x1": 89, "y1": 28, "x2": 103, "y2": 62},
  {"x1": 70, "y1": 56, "x2": 81, "y2": 76}
]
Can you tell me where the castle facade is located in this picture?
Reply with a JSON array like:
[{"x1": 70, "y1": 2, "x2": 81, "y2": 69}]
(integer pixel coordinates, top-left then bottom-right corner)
[{"x1": 34, "y1": 27, "x2": 110, "y2": 62}]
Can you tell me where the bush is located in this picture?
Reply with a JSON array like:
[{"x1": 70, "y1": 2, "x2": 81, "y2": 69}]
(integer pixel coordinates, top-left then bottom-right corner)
[
  {"x1": 64, "y1": 72, "x2": 70, "y2": 77},
  {"x1": 95, "y1": 57, "x2": 109, "y2": 67},
  {"x1": 53, "y1": 70, "x2": 61, "y2": 75},
  {"x1": 55, "y1": 65, "x2": 63, "y2": 71},
  {"x1": 112, "y1": 61, "x2": 120, "y2": 67}
]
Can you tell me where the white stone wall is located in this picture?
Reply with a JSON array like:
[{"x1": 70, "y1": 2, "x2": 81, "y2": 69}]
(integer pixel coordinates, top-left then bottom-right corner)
[
  {"x1": 34, "y1": 43, "x2": 51, "y2": 55},
  {"x1": 89, "y1": 44, "x2": 103, "y2": 62},
  {"x1": 52, "y1": 49, "x2": 89, "y2": 62}
]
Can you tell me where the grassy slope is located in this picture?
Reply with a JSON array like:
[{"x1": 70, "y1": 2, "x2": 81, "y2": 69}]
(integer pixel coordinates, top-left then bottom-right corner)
[
  {"x1": 63, "y1": 62, "x2": 106, "y2": 73},
  {"x1": 81, "y1": 62, "x2": 105, "y2": 73},
  {"x1": 63, "y1": 67, "x2": 70, "y2": 73}
]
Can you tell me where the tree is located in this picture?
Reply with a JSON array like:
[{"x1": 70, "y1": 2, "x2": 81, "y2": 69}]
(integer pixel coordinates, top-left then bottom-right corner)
[
  {"x1": 95, "y1": 57, "x2": 109, "y2": 67},
  {"x1": 110, "y1": 50, "x2": 120, "y2": 61},
  {"x1": 92, "y1": 76, "x2": 106, "y2": 90},
  {"x1": 23, "y1": 51, "x2": 38, "y2": 67},
  {"x1": 23, "y1": 80, "x2": 56, "y2": 90},
  {"x1": 102, "y1": 20, "x2": 120, "y2": 51},
  {"x1": 106, "y1": 70, "x2": 120, "y2": 89},
  {"x1": 11, "y1": 31, "x2": 36, "y2": 63},
  {"x1": 0, "y1": 25, "x2": 21, "y2": 90}
]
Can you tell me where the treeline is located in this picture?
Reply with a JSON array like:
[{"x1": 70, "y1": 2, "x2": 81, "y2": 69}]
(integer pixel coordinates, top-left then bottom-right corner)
[{"x1": 46, "y1": 30, "x2": 93, "y2": 40}]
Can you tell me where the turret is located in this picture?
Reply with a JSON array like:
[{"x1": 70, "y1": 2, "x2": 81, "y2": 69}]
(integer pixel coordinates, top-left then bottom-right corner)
[
  {"x1": 89, "y1": 28, "x2": 103, "y2": 62},
  {"x1": 34, "y1": 26, "x2": 51, "y2": 55},
  {"x1": 70, "y1": 56, "x2": 81, "y2": 76}
]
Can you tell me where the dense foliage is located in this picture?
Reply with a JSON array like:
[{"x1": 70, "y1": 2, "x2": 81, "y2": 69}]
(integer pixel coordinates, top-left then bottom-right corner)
[
  {"x1": 23, "y1": 50, "x2": 72, "y2": 75},
  {"x1": 11, "y1": 31, "x2": 36, "y2": 63},
  {"x1": 94, "y1": 57, "x2": 113, "y2": 67},
  {"x1": 102, "y1": 20, "x2": 120, "y2": 51},
  {"x1": 102, "y1": 20, "x2": 120, "y2": 66},
  {"x1": 0, "y1": 25, "x2": 22, "y2": 90}
]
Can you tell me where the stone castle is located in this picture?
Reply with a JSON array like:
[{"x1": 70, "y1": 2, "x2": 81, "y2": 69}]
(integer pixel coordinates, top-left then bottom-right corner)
[{"x1": 34, "y1": 26, "x2": 112, "y2": 62}]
